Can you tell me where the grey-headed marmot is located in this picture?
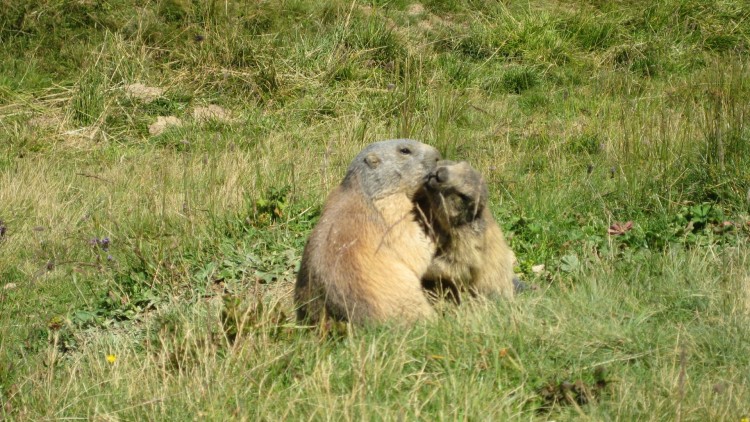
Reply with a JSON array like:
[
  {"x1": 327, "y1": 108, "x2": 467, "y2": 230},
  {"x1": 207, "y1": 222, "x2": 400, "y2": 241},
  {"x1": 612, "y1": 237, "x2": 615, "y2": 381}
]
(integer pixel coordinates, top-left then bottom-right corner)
[
  {"x1": 295, "y1": 139, "x2": 441, "y2": 325},
  {"x1": 418, "y1": 160, "x2": 516, "y2": 303}
]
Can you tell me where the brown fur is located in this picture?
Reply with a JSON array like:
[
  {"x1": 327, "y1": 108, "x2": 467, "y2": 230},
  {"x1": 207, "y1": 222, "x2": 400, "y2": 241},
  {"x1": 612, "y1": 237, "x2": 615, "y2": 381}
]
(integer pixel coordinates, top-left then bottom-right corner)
[
  {"x1": 295, "y1": 139, "x2": 441, "y2": 324},
  {"x1": 418, "y1": 160, "x2": 516, "y2": 303}
]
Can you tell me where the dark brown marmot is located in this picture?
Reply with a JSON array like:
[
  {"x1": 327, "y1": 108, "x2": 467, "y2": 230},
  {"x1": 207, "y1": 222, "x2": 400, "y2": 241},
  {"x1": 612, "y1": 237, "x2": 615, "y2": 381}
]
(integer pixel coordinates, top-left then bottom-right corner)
[{"x1": 418, "y1": 160, "x2": 516, "y2": 303}]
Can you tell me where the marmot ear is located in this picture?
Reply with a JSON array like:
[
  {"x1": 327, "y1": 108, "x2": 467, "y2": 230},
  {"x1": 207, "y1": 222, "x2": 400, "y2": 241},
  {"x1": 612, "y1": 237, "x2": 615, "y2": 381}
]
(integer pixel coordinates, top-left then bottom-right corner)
[{"x1": 364, "y1": 152, "x2": 381, "y2": 169}]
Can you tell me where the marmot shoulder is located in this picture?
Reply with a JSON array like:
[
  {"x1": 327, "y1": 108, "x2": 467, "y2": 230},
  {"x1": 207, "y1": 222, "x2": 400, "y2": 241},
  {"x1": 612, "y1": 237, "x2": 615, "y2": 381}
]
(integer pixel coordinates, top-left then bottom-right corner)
[
  {"x1": 418, "y1": 160, "x2": 516, "y2": 302},
  {"x1": 295, "y1": 139, "x2": 441, "y2": 324}
]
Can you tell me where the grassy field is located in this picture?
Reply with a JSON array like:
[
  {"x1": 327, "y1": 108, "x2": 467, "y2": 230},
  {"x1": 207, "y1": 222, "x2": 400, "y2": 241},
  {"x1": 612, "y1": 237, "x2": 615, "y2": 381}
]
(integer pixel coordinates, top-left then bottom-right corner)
[{"x1": 1, "y1": 0, "x2": 750, "y2": 419}]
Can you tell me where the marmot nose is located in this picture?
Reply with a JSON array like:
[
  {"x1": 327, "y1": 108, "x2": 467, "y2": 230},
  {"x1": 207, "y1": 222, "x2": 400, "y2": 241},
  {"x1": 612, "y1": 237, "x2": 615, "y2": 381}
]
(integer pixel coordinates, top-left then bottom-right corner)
[{"x1": 435, "y1": 167, "x2": 449, "y2": 183}]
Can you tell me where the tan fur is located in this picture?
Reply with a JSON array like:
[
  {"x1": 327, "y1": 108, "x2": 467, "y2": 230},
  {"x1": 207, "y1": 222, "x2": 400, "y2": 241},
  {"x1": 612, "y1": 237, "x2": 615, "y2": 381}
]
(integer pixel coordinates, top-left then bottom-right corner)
[
  {"x1": 418, "y1": 160, "x2": 515, "y2": 302},
  {"x1": 295, "y1": 139, "x2": 441, "y2": 324}
]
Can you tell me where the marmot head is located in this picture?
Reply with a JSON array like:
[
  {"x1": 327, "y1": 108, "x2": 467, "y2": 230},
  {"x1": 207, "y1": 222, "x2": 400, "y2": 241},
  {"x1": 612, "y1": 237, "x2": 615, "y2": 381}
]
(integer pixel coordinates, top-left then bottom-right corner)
[
  {"x1": 424, "y1": 160, "x2": 488, "y2": 226},
  {"x1": 343, "y1": 139, "x2": 441, "y2": 200}
]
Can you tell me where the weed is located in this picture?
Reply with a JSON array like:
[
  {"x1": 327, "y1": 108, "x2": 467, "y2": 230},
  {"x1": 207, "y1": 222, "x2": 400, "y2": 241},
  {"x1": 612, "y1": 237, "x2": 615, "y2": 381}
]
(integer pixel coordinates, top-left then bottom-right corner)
[{"x1": 253, "y1": 186, "x2": 291, "y2": 226}]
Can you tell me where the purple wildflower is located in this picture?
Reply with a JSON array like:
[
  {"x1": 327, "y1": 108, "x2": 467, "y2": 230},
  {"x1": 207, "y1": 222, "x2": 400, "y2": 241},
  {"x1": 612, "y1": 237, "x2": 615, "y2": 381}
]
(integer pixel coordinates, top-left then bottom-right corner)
[{"x1": 90, "y1": 236, "x2": 112, "y2": 251}]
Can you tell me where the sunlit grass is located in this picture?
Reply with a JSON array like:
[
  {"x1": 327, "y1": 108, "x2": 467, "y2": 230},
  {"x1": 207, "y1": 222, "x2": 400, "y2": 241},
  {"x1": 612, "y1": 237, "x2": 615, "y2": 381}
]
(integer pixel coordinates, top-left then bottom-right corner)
[{"x1": 1, "y1": 0, "x2": 749, "y2": 419}]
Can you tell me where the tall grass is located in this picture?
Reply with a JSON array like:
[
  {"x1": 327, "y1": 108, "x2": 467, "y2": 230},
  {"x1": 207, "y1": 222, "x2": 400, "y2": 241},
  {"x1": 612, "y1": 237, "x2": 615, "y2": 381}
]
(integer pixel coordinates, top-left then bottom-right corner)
[{"x1": 1, "y1": 0, "x2": 749, "y2": 419}]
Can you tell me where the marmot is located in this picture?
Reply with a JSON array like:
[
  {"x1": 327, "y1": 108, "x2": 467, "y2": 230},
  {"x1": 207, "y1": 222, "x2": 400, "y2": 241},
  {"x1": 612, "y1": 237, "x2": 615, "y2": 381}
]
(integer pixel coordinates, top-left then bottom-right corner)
[
  {"x1": 295, "y1": 139, "x2": 441, "y2": 325},
  {"x1": 418, "y1": 160, "x2": 516, "y2": 303}
]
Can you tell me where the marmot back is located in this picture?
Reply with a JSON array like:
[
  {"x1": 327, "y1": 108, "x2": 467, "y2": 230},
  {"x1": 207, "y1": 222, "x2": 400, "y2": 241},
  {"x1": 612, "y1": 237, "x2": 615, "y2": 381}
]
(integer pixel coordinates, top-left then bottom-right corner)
[
  {"x1": 295, "y1": 139, "x2": 441, "y2": 325},
  {"x1": 418, "y1": 160, "x2": 516, "y2": 302}
]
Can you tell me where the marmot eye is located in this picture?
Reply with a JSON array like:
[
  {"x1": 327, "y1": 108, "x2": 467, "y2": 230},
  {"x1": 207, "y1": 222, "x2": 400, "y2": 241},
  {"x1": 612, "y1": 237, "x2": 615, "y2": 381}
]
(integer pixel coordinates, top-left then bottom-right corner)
[{"x1": 399, "y1": 147, "x2": 412, "y2": 155}]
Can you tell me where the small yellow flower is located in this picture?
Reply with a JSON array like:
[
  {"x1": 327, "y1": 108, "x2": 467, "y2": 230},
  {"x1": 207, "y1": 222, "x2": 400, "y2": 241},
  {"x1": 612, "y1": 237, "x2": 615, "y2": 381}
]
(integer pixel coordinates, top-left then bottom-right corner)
[{"x1": 106, "y1": 354, "x2": 117, "y2": 364}]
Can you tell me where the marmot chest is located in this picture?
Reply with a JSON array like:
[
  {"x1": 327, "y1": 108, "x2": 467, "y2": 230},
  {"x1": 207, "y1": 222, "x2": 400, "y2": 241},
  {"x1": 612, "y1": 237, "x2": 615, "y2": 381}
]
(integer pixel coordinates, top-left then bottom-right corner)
[{"x1": 372, "y1": 195, "x2": 435, "y2": 269}]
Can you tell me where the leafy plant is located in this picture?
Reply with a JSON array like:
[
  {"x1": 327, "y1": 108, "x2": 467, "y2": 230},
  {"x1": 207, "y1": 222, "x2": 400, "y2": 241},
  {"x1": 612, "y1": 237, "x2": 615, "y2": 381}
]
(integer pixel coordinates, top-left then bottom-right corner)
[{"x1": 254, "y1": 186, "x2": 291, "y2": 225}]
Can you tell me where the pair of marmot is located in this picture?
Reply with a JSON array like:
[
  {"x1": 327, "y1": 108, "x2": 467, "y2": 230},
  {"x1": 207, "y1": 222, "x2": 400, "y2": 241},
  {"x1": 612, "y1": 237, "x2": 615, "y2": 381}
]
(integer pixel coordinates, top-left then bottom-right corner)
[{"x1": 294, "y1": 139, "x2": 516, "y2": 325}]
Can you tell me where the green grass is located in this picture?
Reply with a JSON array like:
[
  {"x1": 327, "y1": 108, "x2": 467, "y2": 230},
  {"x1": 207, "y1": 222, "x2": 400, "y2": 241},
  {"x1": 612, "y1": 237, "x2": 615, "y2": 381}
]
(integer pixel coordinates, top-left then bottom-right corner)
[{"x1": 1, "y1": 0, "x2": 750, "y2": 419}]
